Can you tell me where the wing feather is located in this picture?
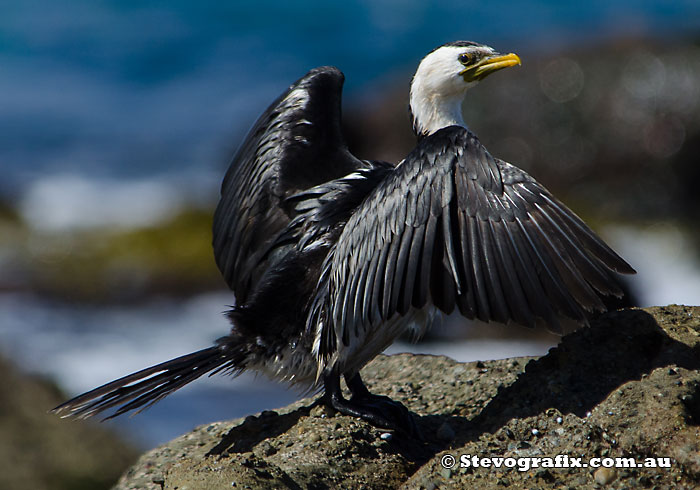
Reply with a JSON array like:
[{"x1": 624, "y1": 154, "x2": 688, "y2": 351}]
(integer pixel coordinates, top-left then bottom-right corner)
[
  {"x1": 371, "y1": 237, "x2": 392, "y2": 325},
  {"x1": 382, "y1": 231, "x2": 403, "y2": 320},
  {"x1": 213, "y1": 67, "x2": 362, "y2": 302},
  {"x1": 467, "y1": 214, "x2": 492, "y2": 321},
  {"x1": 310, "y1": 126, "x2": 635, "y2": 363},
  {"x1": 391, "y1": 223, "x2": 415, "y2": 315},
  {"x1": 362, "y1": 240, "x2": 381, "y2": 327},
  {"x1": 442, "y1": 205, "x2": 462, "y2": 294},
  {"x1": 456, "y1": 210, "x2": 477, "y2": 318},
  {"x1": 401, "y1": 222, "x2": 425, "y2": 314},
  {"x1": 478, "y1": 218, "x2": 510, "y2": 323},
  {"x1": 534, "y1": 202, "x2": 621, "y2": 295},
  {"x1": 540, "y1": 193, "x2": 635, "y2": 274},
  {"x1": 416, "y1": 213, "x2": 438, "y2": 307},
  {"x1": 528, "y1": 210, "x2": 605, "y2": 310},
  {"x1": 501, "y1": 217, "x2": 559, "y2": 327},
  {"x1": 488, "y1": 220, "x2": 535, "y2": 327}
]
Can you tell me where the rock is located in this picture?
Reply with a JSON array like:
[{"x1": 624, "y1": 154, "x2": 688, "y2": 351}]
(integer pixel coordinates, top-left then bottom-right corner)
[
  {"x1": 594, "y1": 467, "x2": 617, "y2": 485},
  {"x1": 0, "y1": 357, "x2": 139, "y2": 490},
  {"x1": 115, "y1": 306, "x2": 700, "y2": 489}
]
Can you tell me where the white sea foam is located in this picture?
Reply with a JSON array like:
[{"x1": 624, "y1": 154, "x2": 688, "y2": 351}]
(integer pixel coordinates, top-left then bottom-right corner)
[
  {"x1": 18, "y1": 175, "x2": 189, "y2": 231},
  {"x1": 604, "y1": 224, "x2": 700, "y2": 307},
  {"x1": 0, "y1": 291, "x2": 233, "y2": 392}
]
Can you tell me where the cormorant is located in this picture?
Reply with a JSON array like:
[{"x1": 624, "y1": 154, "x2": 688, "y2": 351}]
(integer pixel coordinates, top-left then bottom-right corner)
[{"x1": 54, "y1": 42, "x2": 635, "y2": 435}]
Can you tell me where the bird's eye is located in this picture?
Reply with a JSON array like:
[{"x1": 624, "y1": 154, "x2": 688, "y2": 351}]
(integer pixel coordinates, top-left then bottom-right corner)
[{"x1": 459, "y1": 53, "x2": 472, "y2": 64}]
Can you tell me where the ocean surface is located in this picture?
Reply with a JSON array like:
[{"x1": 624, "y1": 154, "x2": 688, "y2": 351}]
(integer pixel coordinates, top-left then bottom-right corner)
[
  {"x1": 2, "y1": 1, "x2": 700, "y2": 449},
  {"x1": 3, "y1": 1, "x2": 700, "y2": 202}
]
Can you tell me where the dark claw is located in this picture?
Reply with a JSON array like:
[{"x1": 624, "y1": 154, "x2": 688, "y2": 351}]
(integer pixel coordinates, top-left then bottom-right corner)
[
  {"x1": 351, "y1": 392, "x2": 421, "y2": 439},
  {"x1": 320, "y1": 372, "x2": 422, "y2": 439}
]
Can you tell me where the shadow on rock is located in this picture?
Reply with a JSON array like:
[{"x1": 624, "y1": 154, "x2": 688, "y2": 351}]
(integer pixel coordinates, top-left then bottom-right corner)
[
  {"x1": 207, "y1": 407, "x2": 310, "y2": 456},
  {"x1": 420, "y1": 307, "x2": 700, "y2": 450}
]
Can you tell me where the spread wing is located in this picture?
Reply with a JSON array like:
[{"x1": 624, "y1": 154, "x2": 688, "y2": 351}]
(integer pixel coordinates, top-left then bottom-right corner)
[
  {"x1": 310, "y1": 126, "x2": 635, "y2": 360},
  {"x1": 213, "y1": 66, "x2": 363, "y2": 302}
]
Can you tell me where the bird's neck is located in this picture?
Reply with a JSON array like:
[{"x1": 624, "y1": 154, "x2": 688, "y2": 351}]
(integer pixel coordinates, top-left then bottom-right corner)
[{"x1": 409, "y1": 88, "x2": 467, "y2": 138}]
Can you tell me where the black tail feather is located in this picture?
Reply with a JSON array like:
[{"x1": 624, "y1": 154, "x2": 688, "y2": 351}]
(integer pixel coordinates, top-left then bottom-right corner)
[{"x1": 52, "y1": 346, "x2": 237, "y2": 420}]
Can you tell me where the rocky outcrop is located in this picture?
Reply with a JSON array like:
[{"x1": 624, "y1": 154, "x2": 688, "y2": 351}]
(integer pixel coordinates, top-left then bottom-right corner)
[{"x1": 115, "y1": 305, "x2": 700, "y2": 489}]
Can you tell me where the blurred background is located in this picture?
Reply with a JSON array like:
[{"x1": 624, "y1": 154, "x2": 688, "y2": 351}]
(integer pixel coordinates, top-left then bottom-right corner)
[{"x1": 1, "y1": 1, "x2": 700, "y2": 488}]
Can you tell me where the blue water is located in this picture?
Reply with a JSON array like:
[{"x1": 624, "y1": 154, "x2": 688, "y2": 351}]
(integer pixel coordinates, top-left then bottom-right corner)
[{"x1": 1, "y1": 0, "x2": 699, "y2": 194}]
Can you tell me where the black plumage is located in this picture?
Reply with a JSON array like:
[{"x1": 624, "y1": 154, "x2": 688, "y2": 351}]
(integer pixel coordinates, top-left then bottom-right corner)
[
  {"x1": 213, "y1": 66, "x2": 362, "y2": 303},
  {"x1": 54, "y1": 43, "x2": 635, "y2": 434}
]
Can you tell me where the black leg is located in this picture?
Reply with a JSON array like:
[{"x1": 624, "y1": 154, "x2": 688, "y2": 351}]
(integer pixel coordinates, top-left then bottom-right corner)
[
  {"x1": 321, "y1": 371, "x2": 419, "y2": 437},
  {"x1": 344, "y1": 372, "x2": 372, "y2": 398}
]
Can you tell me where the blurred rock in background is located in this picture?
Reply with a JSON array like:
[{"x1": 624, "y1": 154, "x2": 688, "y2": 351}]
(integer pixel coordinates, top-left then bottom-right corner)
[{"x1": 0, "y1": 355, "x2": 138, "y2": 490}]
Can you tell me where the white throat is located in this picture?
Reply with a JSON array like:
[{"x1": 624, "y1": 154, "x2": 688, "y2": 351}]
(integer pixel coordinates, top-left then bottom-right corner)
[{"x1": 409, "y1": 88, "x2": 466, "y2": 137}]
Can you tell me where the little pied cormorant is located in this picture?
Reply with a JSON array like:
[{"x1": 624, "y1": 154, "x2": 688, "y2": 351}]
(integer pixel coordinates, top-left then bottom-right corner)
[{"x1": 54, "y1": 42, "x2": 635, "y2": 435}]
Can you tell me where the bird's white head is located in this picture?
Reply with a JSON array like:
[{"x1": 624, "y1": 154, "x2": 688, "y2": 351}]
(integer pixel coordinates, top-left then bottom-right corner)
[{"x1": 409, "y1": 41, "x2": 521, "y2": 137}]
